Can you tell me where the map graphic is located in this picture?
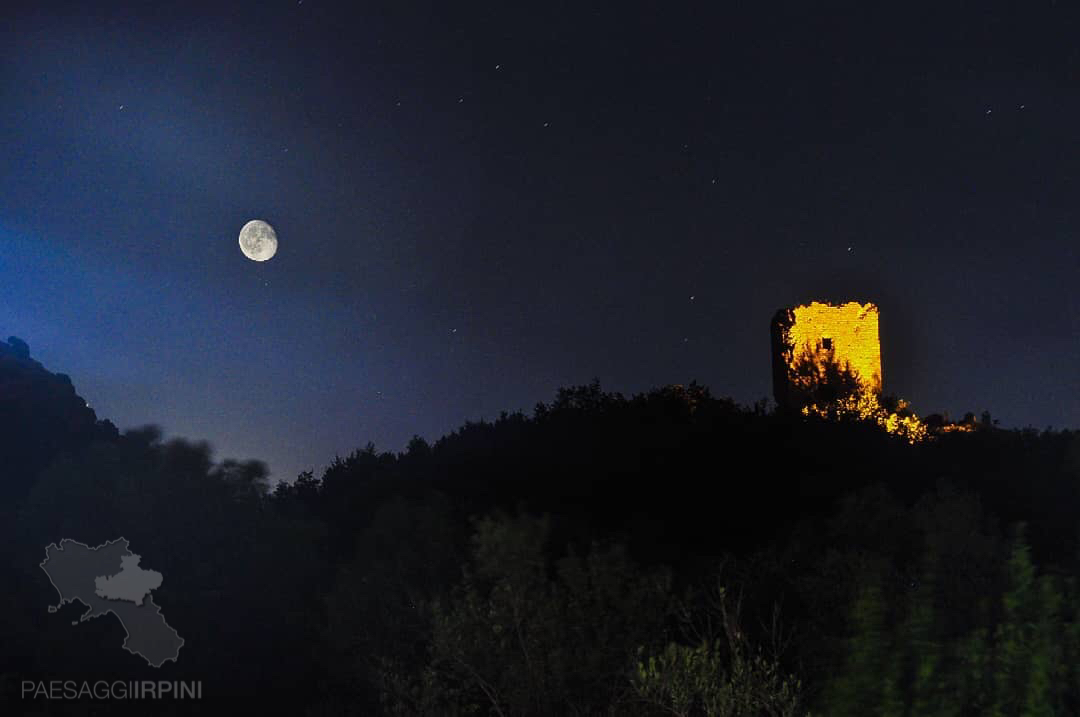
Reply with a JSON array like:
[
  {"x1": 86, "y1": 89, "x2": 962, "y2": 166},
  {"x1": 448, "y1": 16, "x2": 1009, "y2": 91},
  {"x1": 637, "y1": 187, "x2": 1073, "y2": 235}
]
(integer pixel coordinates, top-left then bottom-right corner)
[{"x1": 40, "y1": 538, "x2": 184, "y2": 668}]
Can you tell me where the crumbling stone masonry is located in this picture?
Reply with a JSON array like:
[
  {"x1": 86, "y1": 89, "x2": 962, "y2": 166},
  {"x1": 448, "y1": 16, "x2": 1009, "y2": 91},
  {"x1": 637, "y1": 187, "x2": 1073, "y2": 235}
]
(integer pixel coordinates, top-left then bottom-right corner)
[{"x1": 771, "y1": 301, "x2": 882, "y2": 410}]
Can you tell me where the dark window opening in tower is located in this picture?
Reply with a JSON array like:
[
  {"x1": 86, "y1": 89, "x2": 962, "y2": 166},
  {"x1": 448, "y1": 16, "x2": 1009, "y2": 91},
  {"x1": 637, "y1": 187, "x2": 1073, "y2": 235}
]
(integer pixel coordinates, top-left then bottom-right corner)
[{"x1": 821, "y1": 337, "x2": 833, "y2": 350}]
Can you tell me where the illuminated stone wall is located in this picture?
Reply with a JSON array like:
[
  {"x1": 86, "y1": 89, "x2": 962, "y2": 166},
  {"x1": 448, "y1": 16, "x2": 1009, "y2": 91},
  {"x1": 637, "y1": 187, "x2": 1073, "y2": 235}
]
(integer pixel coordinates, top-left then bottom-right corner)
[{"x1": 771, "y1": 301, "x2": 883, "y2": 409}]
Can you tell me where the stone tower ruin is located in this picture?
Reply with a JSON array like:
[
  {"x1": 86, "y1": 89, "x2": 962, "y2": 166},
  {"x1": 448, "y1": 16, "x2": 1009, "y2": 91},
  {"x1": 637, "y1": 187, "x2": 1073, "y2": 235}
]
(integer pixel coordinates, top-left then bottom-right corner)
[{"x1": 770, "y1": 301, "x2": 883, "y2": 410}]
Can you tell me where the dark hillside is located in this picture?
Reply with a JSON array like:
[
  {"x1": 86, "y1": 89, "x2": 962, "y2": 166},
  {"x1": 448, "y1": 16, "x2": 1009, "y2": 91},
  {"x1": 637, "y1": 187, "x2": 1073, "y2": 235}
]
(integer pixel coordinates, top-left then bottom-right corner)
[{"x1": 3, "y1": 348, "x2": 1079, "y2": 714}]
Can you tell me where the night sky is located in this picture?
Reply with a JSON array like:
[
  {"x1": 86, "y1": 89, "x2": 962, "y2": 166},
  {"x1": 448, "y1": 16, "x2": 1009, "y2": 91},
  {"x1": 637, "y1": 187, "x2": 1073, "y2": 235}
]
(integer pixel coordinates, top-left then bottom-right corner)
[{"x1": 1, "y1": 2, "x2": 1077, "y2": 483}]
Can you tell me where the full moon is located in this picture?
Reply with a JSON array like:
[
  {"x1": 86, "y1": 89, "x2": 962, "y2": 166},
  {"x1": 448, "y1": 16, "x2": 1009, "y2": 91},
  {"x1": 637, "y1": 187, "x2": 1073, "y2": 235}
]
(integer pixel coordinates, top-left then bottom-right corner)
[{"x1": 238, "y1": 220, "x2": 278, "y2": 262}]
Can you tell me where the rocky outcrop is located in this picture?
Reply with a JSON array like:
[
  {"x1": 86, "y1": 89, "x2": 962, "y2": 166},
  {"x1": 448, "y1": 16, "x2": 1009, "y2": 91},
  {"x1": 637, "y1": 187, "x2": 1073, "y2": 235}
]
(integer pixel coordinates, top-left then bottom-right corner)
[{"x1": 0, "y1": 336, "x2": 118, "y2": 502}]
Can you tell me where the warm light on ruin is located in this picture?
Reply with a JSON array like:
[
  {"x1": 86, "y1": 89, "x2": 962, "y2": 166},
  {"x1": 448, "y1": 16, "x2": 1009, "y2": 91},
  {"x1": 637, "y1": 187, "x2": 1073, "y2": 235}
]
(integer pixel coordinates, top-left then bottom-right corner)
[
  {"x1": 787, "y1": 301, "x2": 882, "y2": 394},
  {"x1": 773, "y1": 300, "x2": 930, "y2": 443}
]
